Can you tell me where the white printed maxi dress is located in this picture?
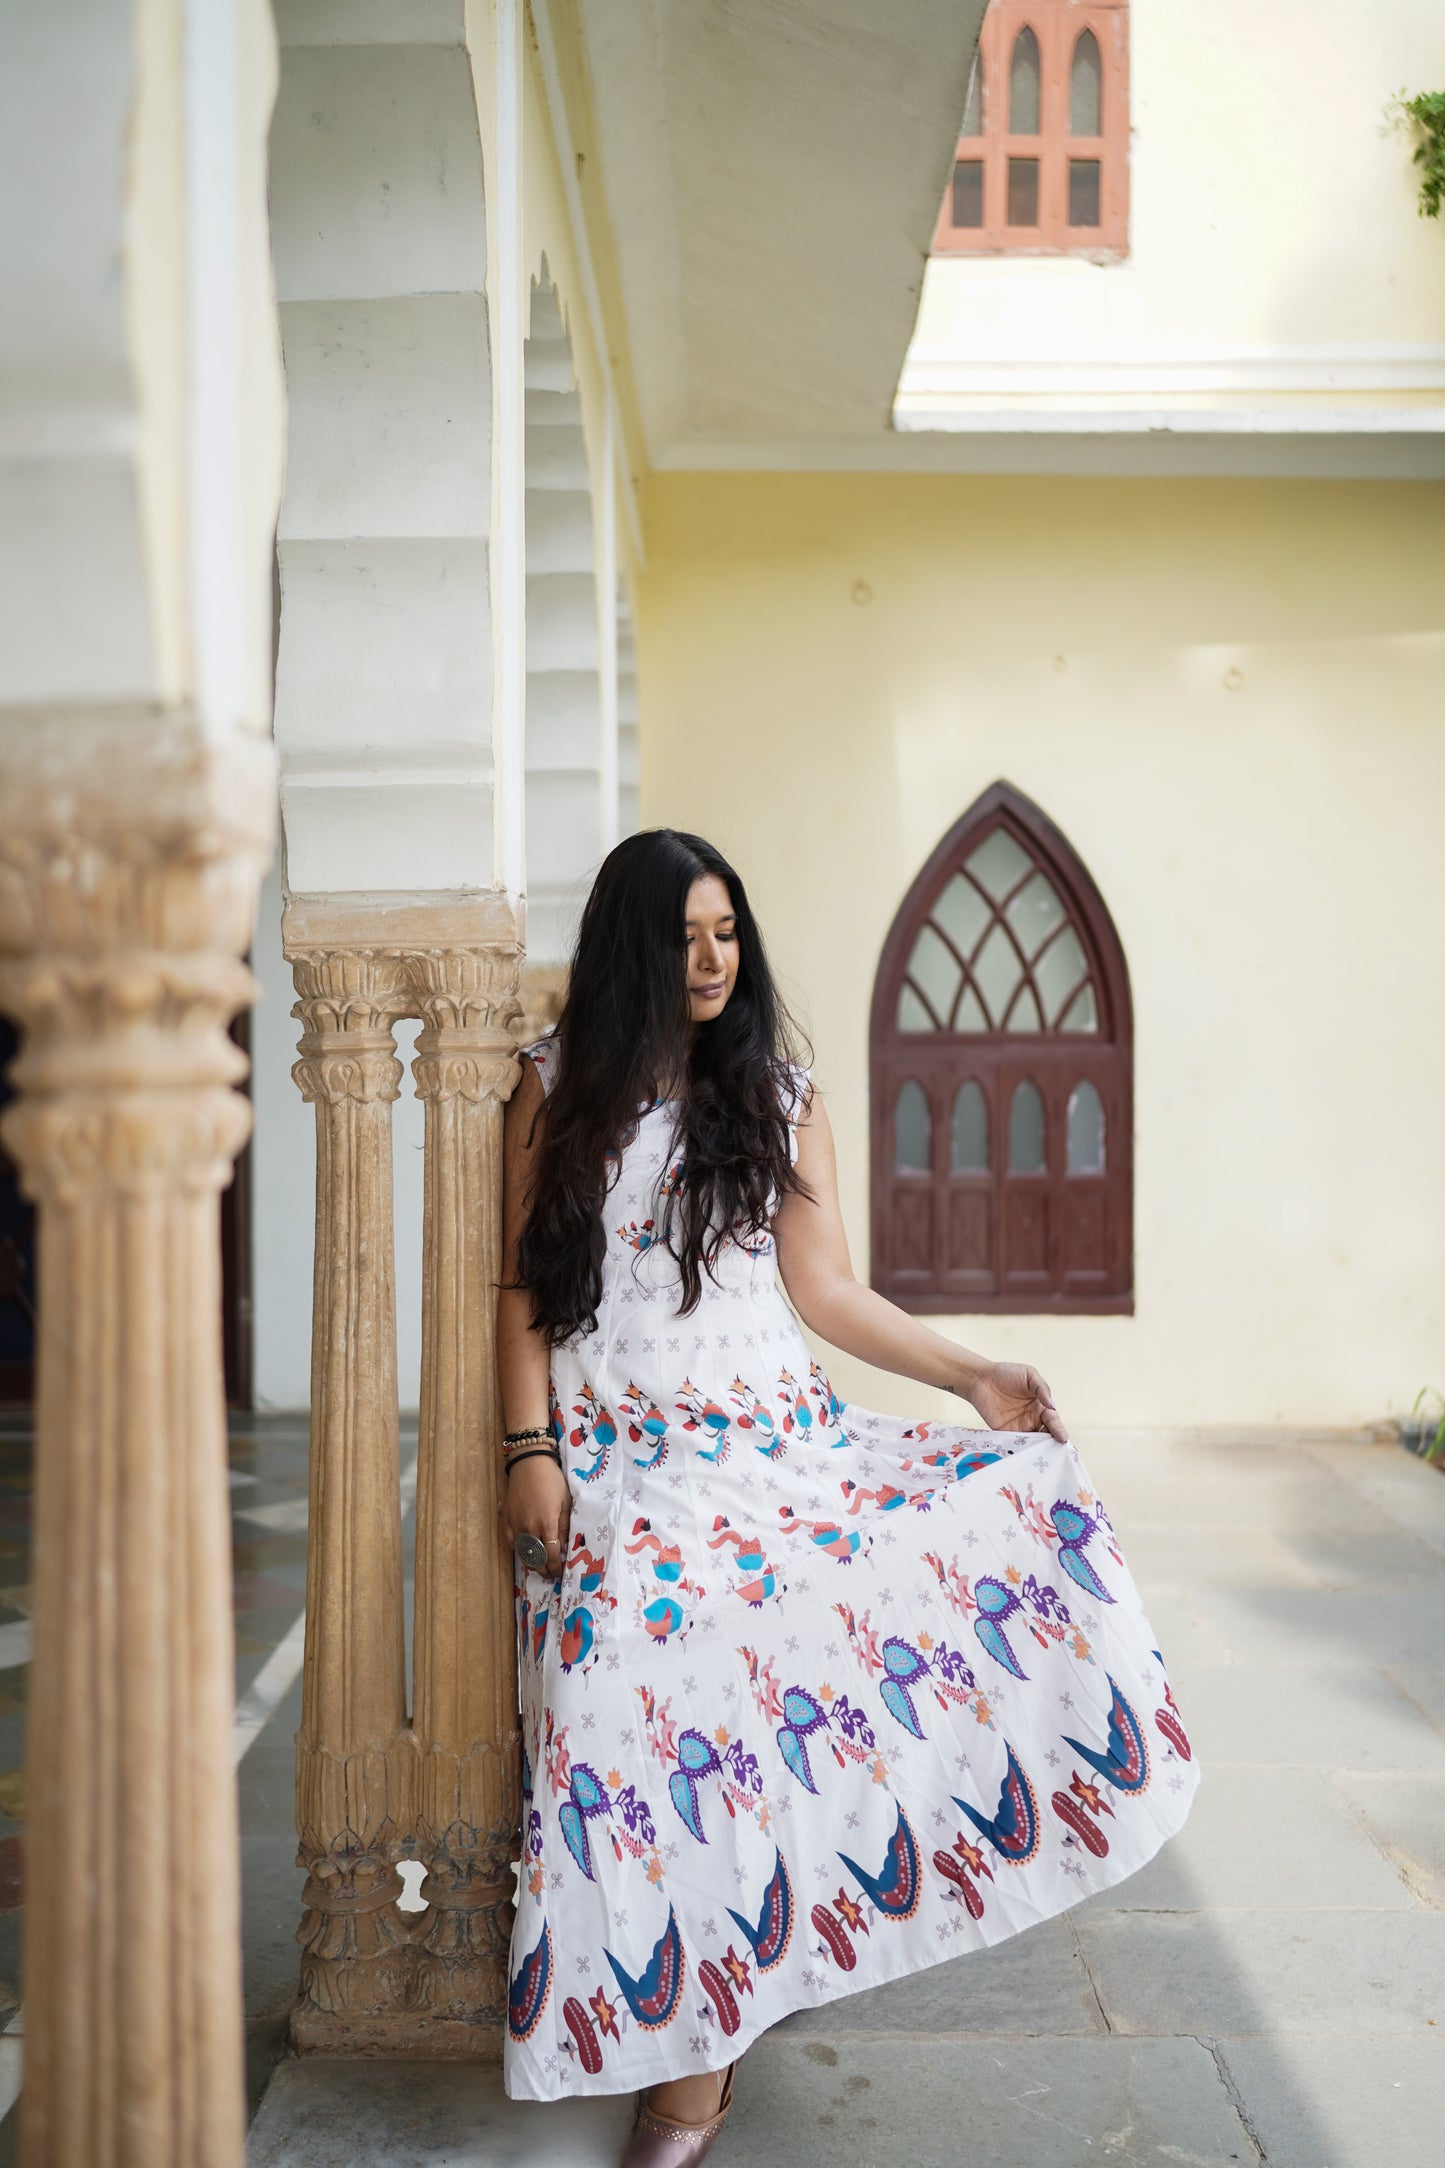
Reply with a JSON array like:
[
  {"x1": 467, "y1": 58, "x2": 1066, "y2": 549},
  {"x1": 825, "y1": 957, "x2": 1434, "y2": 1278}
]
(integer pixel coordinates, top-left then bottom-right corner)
[{"x1": 505, "y1": 1038, "x2": 1198, "y2": 2101}]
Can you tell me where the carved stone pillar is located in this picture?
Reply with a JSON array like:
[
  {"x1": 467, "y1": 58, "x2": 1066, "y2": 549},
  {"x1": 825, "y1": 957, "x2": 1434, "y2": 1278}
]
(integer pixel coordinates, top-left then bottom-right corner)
[
  {"x1": 283, "y1": 913, "x2": 418, "y2": 2049},
  {"x1": 0, "y1": 717, "x2": 272, "y2": 2168},
  {"x1": 406, "y1": 936, "x2": 523, "y2": 2044}
]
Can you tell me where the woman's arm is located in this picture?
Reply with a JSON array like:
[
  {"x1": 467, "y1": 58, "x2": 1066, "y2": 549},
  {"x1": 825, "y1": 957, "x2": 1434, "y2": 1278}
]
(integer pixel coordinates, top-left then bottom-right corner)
[
  {"x1": 497, "y1": 1053, "x2": 572, "y2": 1572},
  {"x1": 773, "y1": 1088, "x2": 1067, "y2": 1442}
]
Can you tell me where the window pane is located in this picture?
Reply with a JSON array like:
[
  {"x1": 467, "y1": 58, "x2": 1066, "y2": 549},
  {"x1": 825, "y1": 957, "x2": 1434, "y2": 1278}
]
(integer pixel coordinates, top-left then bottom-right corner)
[
  {"x1": 932, "y1": 872, "x2": 990, "y2": 959},
  {"x1": 905, "y1": 921, "x2": 962, "y2": 1025},
  {"x1": 952, "y1": 1080, "x2": 989, "y2": 1172},
  {"x1": 1033, "y1": 925, "x2": 1088, "y2": 1025},
  {"x1": 897, "y1": 983, "x2": 934, "y2": 1033},
  {"x1": 965, "y1": 828, "x2": 1032, "y2": 901},
  {"x1": 1006, "y1": 983, "x2": 1043, "y2": 1033},
  {"x1": 1009, "y1": 1079, "x2": 1046, "y2": 1174},
  {"x1": 1067, "y1": 1080, "x2": 1105, "y2": 1174},
  {"x1": 1058, "y1": 981, "x2": 1099, "y2": 1034},
  {"x1": 972, "y1": 922, "x2": 1023, "y2": 1028},
  {"x1": 1068, "y1": 158, "x2": 1102, "y2": 227},
  {"x1": 962, "y1": 55, "x2": 984, "y2": 136},
  {"x1": 1005, "y1": 869, "x2": 1065, "y2": 958},
  {"x1": 1006, "y1": 157, "x2": 1039, "y2": 226},
  {"x1": 1070, "y1": 29, "x2": 1102, "y2": 134},
  {"x1": 1009, "y1": 25, "x2": 1040, "y2": 132},
  {"x1": 895, "y1": 1080, "x2": 932, "y2": 1173},
  {"x1": 951, "y1": 159, "x2": 984, "y2": 229},
  {"x1": 956, "y1": 985, "x2": 990, "y2": 1034}
]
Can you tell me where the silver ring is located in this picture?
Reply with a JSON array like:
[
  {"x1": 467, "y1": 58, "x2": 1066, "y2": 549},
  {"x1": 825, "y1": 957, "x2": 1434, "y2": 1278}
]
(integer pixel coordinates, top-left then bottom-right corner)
[{"x1": 515, "y1": 1531, "x2": 550, "y2": 1573}]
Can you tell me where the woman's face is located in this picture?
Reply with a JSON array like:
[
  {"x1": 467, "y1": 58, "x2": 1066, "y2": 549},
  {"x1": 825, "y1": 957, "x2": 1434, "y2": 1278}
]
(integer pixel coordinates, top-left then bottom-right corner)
[{"x1": 684, "y1": 874, "x2": 740, "y2": 1024}]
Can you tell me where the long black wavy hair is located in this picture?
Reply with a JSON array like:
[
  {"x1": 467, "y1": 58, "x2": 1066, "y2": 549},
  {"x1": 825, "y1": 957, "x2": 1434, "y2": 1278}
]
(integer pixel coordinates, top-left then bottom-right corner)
[{"x1": 517, "y1": 829, "x2": 811, "y2": 1345}]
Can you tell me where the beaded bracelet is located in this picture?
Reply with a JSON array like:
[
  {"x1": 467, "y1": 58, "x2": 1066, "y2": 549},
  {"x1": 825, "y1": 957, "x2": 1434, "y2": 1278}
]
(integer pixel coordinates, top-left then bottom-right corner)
[
  {"x1": 504, "y1": 1424, "x2": 554, "y2": 1452},
  {"x1": 504, "y1": 1445, "x2": 562, "y2": 1477}
]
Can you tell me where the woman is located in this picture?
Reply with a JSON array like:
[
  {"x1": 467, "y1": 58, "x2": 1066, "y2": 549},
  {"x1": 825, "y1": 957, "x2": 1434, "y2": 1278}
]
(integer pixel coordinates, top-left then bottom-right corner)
[{"x1": 499, "y1": 830, "x2": 1196, "y2": 2162}]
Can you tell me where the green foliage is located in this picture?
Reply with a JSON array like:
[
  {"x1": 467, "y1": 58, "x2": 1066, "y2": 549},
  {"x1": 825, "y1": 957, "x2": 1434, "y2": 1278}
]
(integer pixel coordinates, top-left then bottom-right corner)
[
  {"x1": 1393, "y1": 89, "x2": 1445, "y2": 219},
  {"x1": 1410, "y1": 1387, "x2": 1445, "y2": 1465}
]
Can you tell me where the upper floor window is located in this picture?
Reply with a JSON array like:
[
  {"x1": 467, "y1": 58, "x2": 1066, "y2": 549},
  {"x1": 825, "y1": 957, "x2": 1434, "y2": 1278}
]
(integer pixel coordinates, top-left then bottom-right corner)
[
  {"x1": 934, "y1": 1, "x2": 1129, "y2": 257},
  {"x1": 870, "y1": 783, "x2": 1133, "y2": 1314}
]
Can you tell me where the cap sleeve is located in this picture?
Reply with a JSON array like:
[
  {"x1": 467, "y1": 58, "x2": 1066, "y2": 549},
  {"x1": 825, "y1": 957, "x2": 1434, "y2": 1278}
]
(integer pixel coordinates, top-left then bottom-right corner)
[
  {"x1": 522, "y1": 1033, "x2": 559, "y2": 1096},
  {"x1": 782, "y1": 1062, "x2": 812, "y2": 1162}
]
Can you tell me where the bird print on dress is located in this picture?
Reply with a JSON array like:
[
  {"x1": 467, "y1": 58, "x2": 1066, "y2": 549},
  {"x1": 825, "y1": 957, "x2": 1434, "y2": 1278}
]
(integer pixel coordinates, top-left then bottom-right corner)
[
  {"x1": 833, "y1": 1602, "x2": 995, "y2": 1738},
  {"x1": 504, "y1": 1035, "x2": 1198, "y2": 2105},
  {"x1": 728, "y1": 1377, "x2": 782, "y2": 1458},
  {"x1": 624, "y1": 1521, "x2": 703, "y2": 1643},
  {"x1": 953, "y1": 1740, "x2": 1043, "y2": 1867},
  {"x1": 1000, "y1": 1479, "x2": 1122, "y2": 1605},
  {"x1": 740, "y1": 1645, "x2": 888, "y2": 1794},
  {"x1": 559, "y1": 1532, "x2": 617, "y2": 1675},
  {"x1": 636, "y1": 1684, "x2": 767, "y2": 1844},
  {"x1": 675, "y1": 1377, "x2": 733, "y2": 1463},
  {"x1": 707, "y1": 1515, "x2": 784, "y2": 1606},
  {"x1": 562, "y1": 1383, "x2": 617, "y2": 1486},
  {"x1": 618, "y1": 1380, "x2": 670, "y2": 1469},
  {"x1": 922, "y1": 1547, "x2": 1097, "y2": 1679}
]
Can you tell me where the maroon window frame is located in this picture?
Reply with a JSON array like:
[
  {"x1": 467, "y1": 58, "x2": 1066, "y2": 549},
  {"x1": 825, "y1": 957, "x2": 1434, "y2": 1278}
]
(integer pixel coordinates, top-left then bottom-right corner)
[{"x1": 870, "y1": 782, "x2": 1133, "y2": 1314}]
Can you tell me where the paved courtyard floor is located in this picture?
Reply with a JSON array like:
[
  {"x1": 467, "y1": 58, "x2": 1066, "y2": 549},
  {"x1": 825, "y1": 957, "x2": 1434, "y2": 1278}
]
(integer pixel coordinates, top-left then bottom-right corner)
[{"x1": 240, "y1": 1421, "x2": 1445, "y2": 2168}]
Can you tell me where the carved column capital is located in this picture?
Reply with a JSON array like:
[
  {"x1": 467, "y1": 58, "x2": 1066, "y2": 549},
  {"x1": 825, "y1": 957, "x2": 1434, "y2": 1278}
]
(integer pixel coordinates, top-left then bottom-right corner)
[
  {"x1": 289, "y1": 949, "x2": 411, "y2": 1106},
  {"x1": 405, "y1": 942, "x2": 523, "y2": 1105}
]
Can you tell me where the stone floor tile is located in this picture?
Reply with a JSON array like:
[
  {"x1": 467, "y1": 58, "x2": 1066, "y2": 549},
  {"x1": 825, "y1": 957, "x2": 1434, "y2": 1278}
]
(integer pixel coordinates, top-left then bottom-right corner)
[
  {"x1": 247, "y1": 2036, "x2": 1256, "y2": 2168},
  {"x1": 1220, "y1": 2034, "x2": 1445, "y2": 2168},
  {"x1": 1071, "y1": 1765, "x2": 1415, "y2": 1912},
  {"x1": 1388, "y1": 1665, "x2": 1445, "y2": 1738},
  {"x1": 1074, "y1": 1908, "x2": 1445, "y2": 2036},
  {"x1": 1121, "y1": 1524, "x2": 1325, "y2": 1591},
  {"x1": 1335, "y1": 1771, "x2": 1445, "y2": 1907},
  {"x1": 728, "y1": 2035, "x2": 1256, "y2": 2168},
  {"x1": 1186, "y1": 1587, "x2": 1445, "y2": 1671},
  {"x1": 1273, "y1": 1523, "x2": 1445, "y2": 1591},
  {"x1": 246, "y1": 2058, "x2": 636, "y2": 2168},
  {"x1": 1127, "y1": 1585, "x2": 1235, "y2": 1669},
  {"x1": 773, "y1": 1914, "x2": 1106, "y2": 2038},
  {"x1": 1303, "y1": 1440, "x2": 1445, "y2": 1558},
  {"x1": 1169, "y1": 1660, "x2": 1445, "y2": 1772}
]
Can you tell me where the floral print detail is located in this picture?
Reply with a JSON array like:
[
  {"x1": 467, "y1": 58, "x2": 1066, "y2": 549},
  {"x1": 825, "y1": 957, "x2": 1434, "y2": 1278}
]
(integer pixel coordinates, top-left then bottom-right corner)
[{"x1": 505, "y1": 1034, "x2": 1198, "y2": 2102}]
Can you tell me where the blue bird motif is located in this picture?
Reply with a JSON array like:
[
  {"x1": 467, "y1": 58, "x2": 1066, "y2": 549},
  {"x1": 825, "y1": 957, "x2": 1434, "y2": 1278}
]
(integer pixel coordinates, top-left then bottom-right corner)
[
  {"x1": 777, "y1": 1686, "x2": 828, "y2": 1793},
  {"x1": 507, "y1": 1918, "x2": 552, "y2": 2041},
  {"x1": 953, "y1": 1740, "x2": 1042, "y2": 1865},
  {"x1": 878, "y1": 1636, "x2": 929, "y2": 1738},
  {"x1": 1062, "y1": 1674, "x2": 1151, "y2": 1793},
  {"x1": 725, "y1": 1846, "x2": 795, "y2": 1971},
  {"x1": 604, "y1": 1906, "x2": 686, "y2": 2029},
  {"x1": 1051, "y1": 1500, "x2": 1116, "y2": 1605},
  {"x1": 558, "y1": 1762, "x2": 611, "y2": 1880},
  {"x1": 667, "y1": 1728, "x2": 723, "y2": 1842},
  {"x1": 837, "y1": 1801, "x2": 922, "y2": 1920},
  {"x1": 972, "y1": 1576, "x2": 1029, "y2": 1680}
]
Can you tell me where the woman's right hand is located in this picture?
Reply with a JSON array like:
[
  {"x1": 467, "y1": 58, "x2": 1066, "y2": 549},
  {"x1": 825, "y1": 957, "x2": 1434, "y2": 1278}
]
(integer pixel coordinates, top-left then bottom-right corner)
[{"x1": 500, "y1": 1453, "x2": 572, "y2": 1576}]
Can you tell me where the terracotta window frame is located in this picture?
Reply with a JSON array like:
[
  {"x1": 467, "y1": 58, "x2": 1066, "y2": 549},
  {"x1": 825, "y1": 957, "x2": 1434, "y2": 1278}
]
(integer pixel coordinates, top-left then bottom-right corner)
[
  {"x1": 932, "y1": 0, "x2": 1130, "y2": 258},
  {"x1": 869, "y1": 783, "x2": 1134, "y2": 1315}
]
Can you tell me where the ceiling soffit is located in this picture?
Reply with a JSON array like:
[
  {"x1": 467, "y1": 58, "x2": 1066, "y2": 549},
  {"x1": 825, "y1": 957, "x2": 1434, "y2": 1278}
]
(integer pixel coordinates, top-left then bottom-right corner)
[{"x1": 573, "y1": 0, "x2": 985, "y2": 461}]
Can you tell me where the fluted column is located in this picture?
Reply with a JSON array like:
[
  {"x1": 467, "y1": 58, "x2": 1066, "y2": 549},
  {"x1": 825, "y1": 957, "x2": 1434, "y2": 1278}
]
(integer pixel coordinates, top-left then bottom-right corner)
[
  {"x1": 406, "y1": 942, "x2": 523, "y2": 2038},
  {"x1": 285, "y1": 937, "x2": 419, "y2": 2047},
  {"x1": 0, "y1": 720, "x2": 272, "y2": 2168}
]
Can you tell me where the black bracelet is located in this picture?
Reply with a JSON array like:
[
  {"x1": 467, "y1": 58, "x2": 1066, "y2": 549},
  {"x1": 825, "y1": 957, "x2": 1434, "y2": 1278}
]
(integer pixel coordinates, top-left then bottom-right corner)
[
  {"x1": 504, "y1": 1445, "x2": 562, "y2": 1476},
  {"x1": 504, "y1": 1424, "x2": 554, "y2": 1449}
]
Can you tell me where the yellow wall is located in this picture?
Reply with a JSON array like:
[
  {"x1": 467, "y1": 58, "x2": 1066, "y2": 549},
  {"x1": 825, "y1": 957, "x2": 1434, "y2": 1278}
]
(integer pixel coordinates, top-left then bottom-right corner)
[{"x1": 637, "y1": 472, "x2": 1445, "y2": 1431}]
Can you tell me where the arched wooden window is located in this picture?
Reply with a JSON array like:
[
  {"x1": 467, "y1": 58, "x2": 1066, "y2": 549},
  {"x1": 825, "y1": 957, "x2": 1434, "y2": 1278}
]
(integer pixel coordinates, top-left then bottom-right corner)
[
  {"x1": 870, "y1": 782, "x2": 1133, "y2": 1314},
  {"x1": 935, "y1": 0, "x2": 1129, "y2": 257}
]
